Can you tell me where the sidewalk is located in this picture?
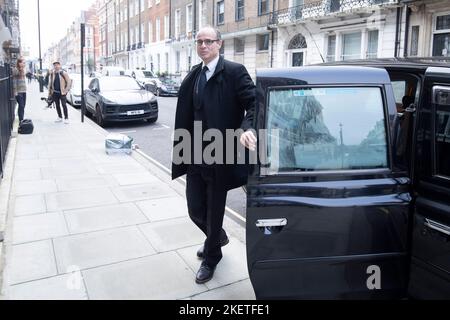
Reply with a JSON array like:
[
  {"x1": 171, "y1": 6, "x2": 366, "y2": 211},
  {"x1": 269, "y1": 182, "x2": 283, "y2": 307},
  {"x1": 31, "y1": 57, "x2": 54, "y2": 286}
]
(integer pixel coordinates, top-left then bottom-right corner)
[{"x1": 0, "y1": 82, "x2": 255, "y2": 300}]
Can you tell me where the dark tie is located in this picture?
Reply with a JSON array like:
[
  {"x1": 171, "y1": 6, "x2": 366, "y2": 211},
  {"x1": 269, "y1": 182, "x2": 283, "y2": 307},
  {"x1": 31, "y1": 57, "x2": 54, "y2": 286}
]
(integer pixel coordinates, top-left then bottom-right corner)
[{"x1": 194, "y1": 66, "x2": 209, "y2": 109}]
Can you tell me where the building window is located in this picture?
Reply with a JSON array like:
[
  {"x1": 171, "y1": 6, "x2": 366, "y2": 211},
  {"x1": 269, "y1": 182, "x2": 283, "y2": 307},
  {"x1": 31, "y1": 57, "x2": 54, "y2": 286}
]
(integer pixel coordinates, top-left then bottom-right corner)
[
  {"x1": 157, "y1": 53, "x2": 160, "y2": 72},
  {"x1": 236, "y1": 0, "x2": 244, "y2": 21},
  {"x1": 342, "y1": 32, "x2": 361, "y2": 60},
  {"x1": 175, "y1": 9, "x2": 181, "y2": 38},
  {"x1": 410, "y1": 26, "x2": 419, "y2": 56},
  {"x1": 164, "y1": 16, "x2": 169, "y2": 40},
  {"x1": 220, "y1": 40, "x2": 225, "y2": 55},
  {"x1": 156, "y1": 17, "x2": 160, "y2": 42},
  {"x1": 176, "y1": 51, "x2": 180, "y2": 73},
  {"x1": 257, "y1": 34, "x2": 269, "y2": 51},
  {"x1": 141, "y1": 23, "x2": 145, "y2": 43},
  {"x1": 200, "y1": 0, "x2": 207, "y2": 29},
  {"x1": 135, "y1": 26, "x2": 139, "y2": 44},
  {"x1": 186, "y1": 4, "x2": 193, "y2": 33},
  {"x1": 217, "y1": 1, "x2": 225, "y2": 25},
  {"x1": 433, "y1": 14, "x2": 450, "y2": 57},
  {"x1": 149, "y1": 21, "x2": 153, "y2": 42},
  {"x1": 148, "y1": 0, "x2": 152, "y2": 8},
  {"x1": 234, "y1": 38, "x2": 245, "y2": 54},
  {"x1": 258, "y1": 0, "x2": 268, "y2": 16},
  {"x1": 165, "y1": 52, "x2": 169, "y2": 72},
  {"x1": 140, "y1": 0, "x2": 145, "y2": 11},
  {"x1": 367, "y1": 30, "x2": 379, "y2": 59},
  {"x1": 326, "y1": 34, "x2": 336, "y2": 62}
]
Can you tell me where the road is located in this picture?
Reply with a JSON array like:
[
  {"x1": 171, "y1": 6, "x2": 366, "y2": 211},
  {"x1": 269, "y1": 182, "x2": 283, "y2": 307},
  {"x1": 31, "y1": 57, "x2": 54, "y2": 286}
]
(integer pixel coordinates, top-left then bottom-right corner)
[{"x1": 96, "y1": 96, "x2": 247, "y2": 223}]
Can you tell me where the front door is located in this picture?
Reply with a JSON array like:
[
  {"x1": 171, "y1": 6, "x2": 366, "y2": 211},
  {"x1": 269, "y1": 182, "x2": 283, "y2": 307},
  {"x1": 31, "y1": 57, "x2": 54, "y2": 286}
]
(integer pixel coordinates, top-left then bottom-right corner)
[
  {"x1": 408, "y1": 67, "x2": 450, "y2": 299},
  {"x1": 247, "y1": 67, "x2": 411, "y2": 299}
]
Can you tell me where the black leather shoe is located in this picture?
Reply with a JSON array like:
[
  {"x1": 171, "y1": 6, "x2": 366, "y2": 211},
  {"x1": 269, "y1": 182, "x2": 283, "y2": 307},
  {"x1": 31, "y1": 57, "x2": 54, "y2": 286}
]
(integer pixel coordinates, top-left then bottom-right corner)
[
  {"x1": 195, "y1": 263, "x2": 216, "y2": 284},
  {"x1": 197, "y1": 237, "x2": 229, "y2": 259}
]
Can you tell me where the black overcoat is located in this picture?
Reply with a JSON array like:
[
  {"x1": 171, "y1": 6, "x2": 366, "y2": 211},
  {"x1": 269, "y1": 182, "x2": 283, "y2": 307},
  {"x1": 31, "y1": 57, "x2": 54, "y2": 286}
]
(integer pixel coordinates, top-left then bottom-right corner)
[{"x1": 171, "y1": 56, "x2": 256, "y2": 191}]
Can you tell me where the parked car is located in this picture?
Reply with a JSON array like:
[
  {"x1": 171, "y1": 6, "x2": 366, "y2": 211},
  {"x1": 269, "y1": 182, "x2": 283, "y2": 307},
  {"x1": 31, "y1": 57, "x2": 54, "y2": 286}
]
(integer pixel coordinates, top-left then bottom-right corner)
[
  {"x1": 157, "y1": 78, "x2": 180, "y2": 97},
  {"x1": 125, "y1": 69, "x2": 162, "y2": 95},
  {"x1": 247, "y1": 59, "x2": 450, "y2": 300},
  {"x1": 66, "y1": 74, "x2": 90, "y2": 108},
  {"x1": 84, "y1": 76, "x2": 158, "y2": 127}
]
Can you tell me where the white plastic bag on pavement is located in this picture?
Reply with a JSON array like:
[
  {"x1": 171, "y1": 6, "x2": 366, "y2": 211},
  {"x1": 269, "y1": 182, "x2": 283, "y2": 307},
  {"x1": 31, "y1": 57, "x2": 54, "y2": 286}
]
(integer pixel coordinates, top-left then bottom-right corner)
[{"x1": 105, "y1": 133, "x2": 133, "y2": 155}]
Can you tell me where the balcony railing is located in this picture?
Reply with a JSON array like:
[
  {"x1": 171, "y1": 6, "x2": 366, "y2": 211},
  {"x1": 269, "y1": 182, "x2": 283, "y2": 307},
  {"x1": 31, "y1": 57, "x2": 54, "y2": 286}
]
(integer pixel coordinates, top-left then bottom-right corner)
[
  {"x1": 218, "y1": 14, "x2": 271, "y2": 34},
  {"x1": 269, "y1": 0, "x2": 398, "y2": 26}
]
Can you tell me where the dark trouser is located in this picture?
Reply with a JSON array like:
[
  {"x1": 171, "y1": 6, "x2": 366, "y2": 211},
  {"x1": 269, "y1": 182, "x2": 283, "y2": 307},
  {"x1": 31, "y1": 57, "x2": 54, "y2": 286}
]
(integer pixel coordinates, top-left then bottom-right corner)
[
  {"x1": 53, "y1": 92, "x2": 68, "y2": 119},
  {"x1": 16, "y1": 92, "x2": 26, "y2": 122},
  {"x1": 186, "y1": 165, "x2": 228, "y2": 268}
]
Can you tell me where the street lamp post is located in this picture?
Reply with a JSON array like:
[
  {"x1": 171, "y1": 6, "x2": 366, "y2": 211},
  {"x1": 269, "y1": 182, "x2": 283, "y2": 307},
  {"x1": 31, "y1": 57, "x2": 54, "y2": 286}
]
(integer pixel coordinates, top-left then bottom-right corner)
[{"x1": 37, "y1": 0, "x2": 43, "y2": 92}]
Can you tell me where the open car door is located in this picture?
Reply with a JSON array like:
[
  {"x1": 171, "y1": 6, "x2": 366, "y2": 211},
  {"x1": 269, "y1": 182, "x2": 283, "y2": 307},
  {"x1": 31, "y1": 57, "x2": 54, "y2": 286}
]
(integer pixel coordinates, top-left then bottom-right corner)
[
  {"x1": 246, "y1": 66, "x2": 412, "y2": 299},
  {"x1": 408, "y1": 67, "x2": 450, "y2": 299}
]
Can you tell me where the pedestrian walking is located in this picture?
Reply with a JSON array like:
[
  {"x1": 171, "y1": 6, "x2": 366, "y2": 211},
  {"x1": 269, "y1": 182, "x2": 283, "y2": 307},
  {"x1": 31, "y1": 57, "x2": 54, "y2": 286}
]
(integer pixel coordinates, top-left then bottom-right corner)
[
  {"x1": 12, "y1": 57, "x2": 27, "y2": 122},
  {"x1": 26, "y1": 71, "x2": 33, "y2": 84},
  {"x1": 171, "y1": 26, "x2": 257, "y2": 284},
  {"x1": 48, "y1": 61, "x2": 72, "y2": 124}
]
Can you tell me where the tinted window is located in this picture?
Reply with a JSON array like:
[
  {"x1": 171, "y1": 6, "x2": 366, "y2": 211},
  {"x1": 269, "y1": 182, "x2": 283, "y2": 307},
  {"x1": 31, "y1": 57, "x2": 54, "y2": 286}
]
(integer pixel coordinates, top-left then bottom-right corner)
[
  {"x1": 434, "y1": 85, "x2": 450, "y2": 177},
  {"x1": 266, "y1": 87, "x2": 388, "y2": 173}
]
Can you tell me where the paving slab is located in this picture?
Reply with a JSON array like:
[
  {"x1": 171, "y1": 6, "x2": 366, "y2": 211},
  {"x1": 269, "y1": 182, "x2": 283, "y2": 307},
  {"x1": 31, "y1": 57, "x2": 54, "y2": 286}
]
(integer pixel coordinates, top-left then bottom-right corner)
[
  {"x1": 14, "y1": 159, "x2": 51, "y2": 169},
  {"x1": 111, "y1": 184, "x2": 178, "y2": 202},
  {"x1": 64, "y1": 203, "x2": 148, "y2": 234},
  {"x1": 13, "y1": 180, "x2": 57, "y2": 196},
  {"x1": 7, "y1": 274, "x2": 89, "y2": 300},
  {"x1": 190, "y1": 279, "x2": 256, "y2": 300},
  {"x1": 12, "y1": 212, "x2": 69, "y2": 244},
  {"x1": 82, "y1": 252, "x2": 208, "y2": 300},
  {"x1": 112, "y1": 172, "x2": 160, "y2": 186},
  {"x1": 13, "y1": 194, "x2": 46, "y2": 216},
  {"x1": 139, "y1": 218, "x2": 204, "y2": 253},
  {"x1": 95, "y1": 163, "x2": 147, "y2": 175},
  {"x1": 45, "y1": 187, "x2": 119, "y2": 211},
  {"x1": 12, "y1": 168, "x2": 42, "y2": 182},
  {"x1": 136, "y1": 196, "x2": 189, "y2": 222},
  {"x1": 6, "y1": 240, "x2": 57, "y2": 285},
  {"x1": 177, "y1": 240, "x2": 250, "y2": 291},
  {"x1": 53, "y1": 226, "x2": 156, "y2": 273},
  {"x1": 55, "y1": 176, "x2": 116, "y2": 192}
]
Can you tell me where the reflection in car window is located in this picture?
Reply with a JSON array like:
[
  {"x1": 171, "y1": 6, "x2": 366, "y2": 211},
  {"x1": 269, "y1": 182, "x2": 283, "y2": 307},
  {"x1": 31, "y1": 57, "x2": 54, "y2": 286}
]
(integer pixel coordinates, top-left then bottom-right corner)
[
  {"x1": 99, "y1": 77, "x2": 142, "y2": 91},
  {"x1": 266, "y1": 87, "x2": 388, "y2": 172},
  {"x1": 434, "y1": 86, "x2": 450, "y2": 177}
]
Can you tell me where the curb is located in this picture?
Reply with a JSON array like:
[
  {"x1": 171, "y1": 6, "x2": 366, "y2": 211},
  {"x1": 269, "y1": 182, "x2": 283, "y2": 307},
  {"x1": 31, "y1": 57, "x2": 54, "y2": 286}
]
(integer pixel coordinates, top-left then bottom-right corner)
[{"x1": 0, "y1": 120, "x2": 18, "y2": 299}]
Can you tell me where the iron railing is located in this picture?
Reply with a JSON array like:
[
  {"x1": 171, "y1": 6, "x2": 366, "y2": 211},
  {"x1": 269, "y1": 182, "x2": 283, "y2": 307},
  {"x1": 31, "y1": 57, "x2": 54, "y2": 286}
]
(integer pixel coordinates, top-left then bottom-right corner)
[
  {"x1": 0, "y1": 64, "x2": 15, "y2": 179},
  {"x1": 269, "y1": 0, "x2": 398, "y2": 26}
]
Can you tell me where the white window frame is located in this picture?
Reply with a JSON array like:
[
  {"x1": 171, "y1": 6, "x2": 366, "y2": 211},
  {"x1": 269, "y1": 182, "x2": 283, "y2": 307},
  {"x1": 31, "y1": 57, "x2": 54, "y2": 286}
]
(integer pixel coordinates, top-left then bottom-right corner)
[
  {"x1": 431, "y1": 12, "x2": 450, "y2": 56},
  {"x1": 175, "y1": 9, "x2": 181, "y2": 39},
  {"x1": 341, "y1": 31, "x2": 362, "y2": 61},
  {"x1": 186, "y1": 4, "x2": 193, "y2": 33},
  {"x1": 149, "y1": 21, "x2": 153, "y2": 43},
  {"x1": 156, "y1": 17, "x2": 161, "y2": 42},
  {"x1": 164, "y1": 15, "x2": 169, "y2": 40}
]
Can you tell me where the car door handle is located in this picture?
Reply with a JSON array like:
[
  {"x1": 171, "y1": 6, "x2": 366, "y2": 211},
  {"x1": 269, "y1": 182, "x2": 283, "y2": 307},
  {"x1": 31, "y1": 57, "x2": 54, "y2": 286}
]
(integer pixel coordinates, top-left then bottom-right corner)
[
  {"x1": 424, "y1": 218, "x2": 450, "y2": 236},
  {"x1": 256, "y1": 219, "x2": 288, "y2": 228}
]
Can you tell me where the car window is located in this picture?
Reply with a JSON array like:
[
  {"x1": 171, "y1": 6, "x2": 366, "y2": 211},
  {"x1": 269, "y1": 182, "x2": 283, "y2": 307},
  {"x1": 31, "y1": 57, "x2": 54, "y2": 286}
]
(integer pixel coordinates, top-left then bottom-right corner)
[
  {"x1": 266, "y1": 87, "x2": 388, "y2": 173},
  {"x1": 391, "y1": 80, "x2": 406, "y2": 104},
  {"x1": 142, "y1": 71, "x2": 155, "y2": 78},
  {"x1": 434, "y1": 85, "x2": 450, "y2": 178},
  {"x1": 99, "y1": 77, "x2": 142, "y2": 91}
]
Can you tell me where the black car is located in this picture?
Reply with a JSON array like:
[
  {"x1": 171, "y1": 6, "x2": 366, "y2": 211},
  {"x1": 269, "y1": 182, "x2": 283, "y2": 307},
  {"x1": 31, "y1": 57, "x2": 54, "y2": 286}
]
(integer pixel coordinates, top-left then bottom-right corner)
[
  {"x1": 84, "y1": 76, "x2": 158, "y2": 127},
  {"x1": 247, "y1": 59, "x2": 450, "y2": 300},
  {"x1": 157, "y1": 78, "x2": 180, "y2": 97}
]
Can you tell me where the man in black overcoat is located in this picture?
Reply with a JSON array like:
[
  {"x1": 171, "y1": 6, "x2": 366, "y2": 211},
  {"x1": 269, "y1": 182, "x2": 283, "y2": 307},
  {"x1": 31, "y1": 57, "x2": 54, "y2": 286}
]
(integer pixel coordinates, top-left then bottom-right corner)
[{"x1": 171, "y1": 26, "x2": 257, "y2": 283}]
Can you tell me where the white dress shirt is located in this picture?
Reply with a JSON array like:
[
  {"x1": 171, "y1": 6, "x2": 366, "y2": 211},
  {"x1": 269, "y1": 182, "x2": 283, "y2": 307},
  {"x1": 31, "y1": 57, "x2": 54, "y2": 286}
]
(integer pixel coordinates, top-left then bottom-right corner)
[{"x1": 202, "y1": 55, "x2": 220, "y2": 81}]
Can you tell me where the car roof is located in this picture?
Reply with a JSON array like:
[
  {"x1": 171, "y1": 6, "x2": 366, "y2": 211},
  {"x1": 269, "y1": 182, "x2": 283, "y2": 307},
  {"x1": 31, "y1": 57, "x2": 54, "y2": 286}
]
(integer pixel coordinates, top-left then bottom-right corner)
[
  {"x1": 257, "y1": 65, "x2": 392, "y2": 85},
  {"x1": 316, "y1": 57, "x2": 450, "y2": 71}
]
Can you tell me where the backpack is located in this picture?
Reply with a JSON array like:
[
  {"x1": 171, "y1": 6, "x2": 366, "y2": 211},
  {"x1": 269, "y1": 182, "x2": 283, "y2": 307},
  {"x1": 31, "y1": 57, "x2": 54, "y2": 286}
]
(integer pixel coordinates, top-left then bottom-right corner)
[{"x1": 18, "y1": 119, "x2": 34, "y2": 134}]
